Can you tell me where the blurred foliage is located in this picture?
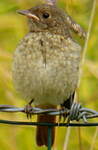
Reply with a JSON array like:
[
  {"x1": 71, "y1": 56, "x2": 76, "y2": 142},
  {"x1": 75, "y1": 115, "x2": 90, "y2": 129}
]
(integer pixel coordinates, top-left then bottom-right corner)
[{"x1": 0, "y1": 0, "x2": 98, "y2": 150}]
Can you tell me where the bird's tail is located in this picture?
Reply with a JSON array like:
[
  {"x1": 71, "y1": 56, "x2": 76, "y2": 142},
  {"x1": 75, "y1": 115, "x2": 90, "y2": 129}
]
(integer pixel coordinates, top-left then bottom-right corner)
[{"x1": 36, "y1": 106, "x2": 56, "y2": 147}]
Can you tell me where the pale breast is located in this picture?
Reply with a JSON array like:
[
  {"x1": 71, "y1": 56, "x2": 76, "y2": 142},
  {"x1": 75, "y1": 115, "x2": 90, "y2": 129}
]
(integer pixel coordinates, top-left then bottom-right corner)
[{"x1": 13, "y1": 32, "x2": 82, "y2": 105}]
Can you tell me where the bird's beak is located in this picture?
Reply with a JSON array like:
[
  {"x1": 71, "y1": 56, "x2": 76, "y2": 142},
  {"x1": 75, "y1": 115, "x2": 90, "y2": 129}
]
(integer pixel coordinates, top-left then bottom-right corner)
[{"x1": 17, "y1": 10, "x2": 39, "y2": 21}]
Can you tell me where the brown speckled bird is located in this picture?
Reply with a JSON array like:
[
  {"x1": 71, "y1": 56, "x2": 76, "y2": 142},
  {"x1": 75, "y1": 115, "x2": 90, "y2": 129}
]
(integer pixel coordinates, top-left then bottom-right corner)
[{"x1": 12, "y1": 0, "x2": 86, "y2": 147}]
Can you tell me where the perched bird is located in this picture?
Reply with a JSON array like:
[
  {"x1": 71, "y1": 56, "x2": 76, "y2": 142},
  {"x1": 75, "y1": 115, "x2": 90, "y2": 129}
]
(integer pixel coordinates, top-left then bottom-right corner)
[{"x1": 12, "y1": 0, "x2": 86, "y2": 147}]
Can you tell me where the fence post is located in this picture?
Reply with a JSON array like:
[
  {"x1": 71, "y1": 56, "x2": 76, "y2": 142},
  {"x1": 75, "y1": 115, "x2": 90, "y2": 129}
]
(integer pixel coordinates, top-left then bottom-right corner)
[{"x1": 48, "y1": 126, "x2": 52, "y2": 150}]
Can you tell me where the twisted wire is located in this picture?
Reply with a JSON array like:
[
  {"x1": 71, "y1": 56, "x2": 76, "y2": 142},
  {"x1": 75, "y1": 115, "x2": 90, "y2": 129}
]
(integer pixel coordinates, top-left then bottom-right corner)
[{"x1": 0, "y1": 103, "x2": 98, "y2": 124}]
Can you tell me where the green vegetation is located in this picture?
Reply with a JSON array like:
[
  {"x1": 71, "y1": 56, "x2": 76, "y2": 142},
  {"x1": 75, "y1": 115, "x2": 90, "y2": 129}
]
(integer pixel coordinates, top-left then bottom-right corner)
[{"x1": 0, "y1": 0, "x2": 98, "y2": 150}]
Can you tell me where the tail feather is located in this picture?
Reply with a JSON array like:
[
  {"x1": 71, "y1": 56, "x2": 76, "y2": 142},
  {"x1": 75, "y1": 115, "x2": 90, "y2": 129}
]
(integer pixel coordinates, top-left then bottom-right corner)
[{"x1": 36, "y1": 106, "x2": 56, "y2": 147}]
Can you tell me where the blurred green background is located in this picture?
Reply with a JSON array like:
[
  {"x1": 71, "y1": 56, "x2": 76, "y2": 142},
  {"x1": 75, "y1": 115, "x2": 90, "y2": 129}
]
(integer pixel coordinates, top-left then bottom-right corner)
[{"x1": 0, "y1": 0, "x2": 98, "y2": 150}]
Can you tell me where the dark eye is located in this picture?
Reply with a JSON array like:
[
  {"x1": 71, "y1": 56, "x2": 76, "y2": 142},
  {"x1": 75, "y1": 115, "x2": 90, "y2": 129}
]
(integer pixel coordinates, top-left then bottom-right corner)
[{"x1": 43, "y1": 13, "x2": 50, "y2": 19}]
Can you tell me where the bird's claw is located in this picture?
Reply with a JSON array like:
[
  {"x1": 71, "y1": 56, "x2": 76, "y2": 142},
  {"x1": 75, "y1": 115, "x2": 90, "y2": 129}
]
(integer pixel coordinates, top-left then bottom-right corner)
[
  {"x1": 58, "y1": 108, "x2": 68, "y2": 123},
  {"x1": 24, "y1": 99, "x2": 34, "y2": 119}
]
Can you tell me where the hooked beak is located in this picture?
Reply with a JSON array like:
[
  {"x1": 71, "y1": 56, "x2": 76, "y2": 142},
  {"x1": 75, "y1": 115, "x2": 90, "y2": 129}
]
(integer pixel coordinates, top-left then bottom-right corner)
[{"x1": 17, "y1": 10, "x2": 39, "y2": 21}]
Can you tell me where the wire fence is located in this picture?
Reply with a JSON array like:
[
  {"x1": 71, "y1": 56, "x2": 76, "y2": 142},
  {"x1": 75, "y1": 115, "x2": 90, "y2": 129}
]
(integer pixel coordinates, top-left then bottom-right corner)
[
  {"x1": 1, "y1": 102, "x2": 98, "y2": 126},
  {"x1": 0, "y1": 102, "x2": 98, "y2": 150}
]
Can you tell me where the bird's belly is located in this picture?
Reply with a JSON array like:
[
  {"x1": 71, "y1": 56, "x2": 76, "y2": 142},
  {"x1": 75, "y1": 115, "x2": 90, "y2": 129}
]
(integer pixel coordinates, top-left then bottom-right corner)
[
  {"x1": 27, "y1": 63, "x2": 72, "y2": 105},
  {"x1": 13, "y1": 58, "x2": 79, "y2": 105},
  {"x1": 13, "y1": 32, "x2": 82, "y2": 106}
]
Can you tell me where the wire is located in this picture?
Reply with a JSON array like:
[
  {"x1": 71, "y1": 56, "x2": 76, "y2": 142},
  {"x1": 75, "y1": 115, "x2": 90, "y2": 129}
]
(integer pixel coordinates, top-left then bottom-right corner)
[
  {"x1": 0, "y1": 119, "x2": 98, "y2": 127},
  {"x1": 0, "y1": 103, "x2": 98, "y2": 126}
]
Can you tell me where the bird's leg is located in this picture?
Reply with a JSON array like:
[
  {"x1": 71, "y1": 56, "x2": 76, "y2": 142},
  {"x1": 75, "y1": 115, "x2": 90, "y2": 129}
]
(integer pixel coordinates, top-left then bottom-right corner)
[
  {"x1": 24, "y1": 99, "x2": 34, "y2": 119},
  {"x1": 58, "y1": 106, "x2": 68, "y2": 123},
  {"x1": 59, "y1": 92, "x2": 75, "y2": 122}
]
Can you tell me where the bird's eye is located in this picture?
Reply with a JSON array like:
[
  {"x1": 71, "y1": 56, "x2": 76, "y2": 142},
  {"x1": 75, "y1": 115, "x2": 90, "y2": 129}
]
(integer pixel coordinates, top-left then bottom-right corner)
[{"x1": 43, "y1": 13, "x2": 50, "y2": 19}]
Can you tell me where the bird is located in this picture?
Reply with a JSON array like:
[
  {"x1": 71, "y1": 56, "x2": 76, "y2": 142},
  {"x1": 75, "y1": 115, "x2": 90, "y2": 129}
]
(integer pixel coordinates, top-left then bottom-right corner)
[{"x1": 12, "y1": 0, "x2": 86, "y2": 147}]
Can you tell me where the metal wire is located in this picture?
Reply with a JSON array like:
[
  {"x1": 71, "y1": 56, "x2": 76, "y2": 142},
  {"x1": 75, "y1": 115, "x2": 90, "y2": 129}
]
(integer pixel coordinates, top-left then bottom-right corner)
[
  {"x1": 1, "y1": 119, "x2": 98, "y2": 127},
  {"x1": 1, "y1": 103, "x2": 98, "y2": 150},
  {"x1": 0, "y1": 103, "x2": 98, "y2": 125}
]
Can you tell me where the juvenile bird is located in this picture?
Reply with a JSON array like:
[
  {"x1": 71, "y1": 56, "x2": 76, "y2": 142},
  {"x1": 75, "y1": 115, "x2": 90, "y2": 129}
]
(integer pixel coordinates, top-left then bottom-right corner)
[{"x1": 13, "y1": 0, "x2": 86, "y2": 147}]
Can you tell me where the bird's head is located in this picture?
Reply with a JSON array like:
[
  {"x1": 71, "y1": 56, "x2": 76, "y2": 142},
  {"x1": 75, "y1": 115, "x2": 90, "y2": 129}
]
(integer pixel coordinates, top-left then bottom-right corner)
[{"x1": 17, "y1": 2, "x2": 70, "y2": 36}]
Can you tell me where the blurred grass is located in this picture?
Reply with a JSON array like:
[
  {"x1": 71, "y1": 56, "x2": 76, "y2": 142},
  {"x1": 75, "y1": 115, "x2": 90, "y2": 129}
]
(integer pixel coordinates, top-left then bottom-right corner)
[{"x1": 0, "y1": 0, "x2": 98, "y2": 150}]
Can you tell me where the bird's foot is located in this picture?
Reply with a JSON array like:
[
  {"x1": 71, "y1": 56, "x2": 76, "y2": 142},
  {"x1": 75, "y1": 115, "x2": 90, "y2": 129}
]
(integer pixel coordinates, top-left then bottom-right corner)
[
  {"x1": 59, "y1": 92, "x2": 75, "y2": 123},
  {"x1": 58, "y1": 106, "x2": 68, "y2": 123},
  {"x1": 24, "y1": 99, "x2": 34, "y2": 119}
]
